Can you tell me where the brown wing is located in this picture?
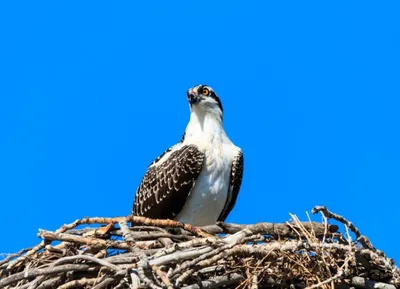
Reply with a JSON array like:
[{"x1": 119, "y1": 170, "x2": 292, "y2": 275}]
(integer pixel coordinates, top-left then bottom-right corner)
[
  {"x1": 218, "y1": 150, "x2": 244, "y2": 222},
  {"x1": 132, "y1": 144, "x2": 204, "y2": 219}
]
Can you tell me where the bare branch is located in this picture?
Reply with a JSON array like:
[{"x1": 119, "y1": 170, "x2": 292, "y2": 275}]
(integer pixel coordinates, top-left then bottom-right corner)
[
  {"x1": 312, "y1": 205, "x2": 375, "y2": 250},
  {"x1": 0, "y1": 264, "x2": 91, "y2": 288},
  {"x1": 1, "y1": 208, "x2": 399, "y2": 289},
  {"x1": 180, "y1": 273, "x2": 244, "y2": 289}
]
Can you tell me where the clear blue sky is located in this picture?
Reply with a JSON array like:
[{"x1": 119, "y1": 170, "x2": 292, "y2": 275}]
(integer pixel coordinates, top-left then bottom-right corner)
[{"x1": 1, "y1": 1, "x2": 399, "y2": 262}]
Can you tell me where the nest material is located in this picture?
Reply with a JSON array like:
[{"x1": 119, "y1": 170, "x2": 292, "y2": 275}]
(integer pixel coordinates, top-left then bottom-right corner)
[{"x1": 1, "y1": 206, "x2": 399, "y2": 289}]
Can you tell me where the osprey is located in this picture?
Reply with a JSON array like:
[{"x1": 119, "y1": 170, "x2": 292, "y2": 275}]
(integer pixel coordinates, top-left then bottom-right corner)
[{"x1": 132, "y1": 84, "x2": 244, "y2": 226}]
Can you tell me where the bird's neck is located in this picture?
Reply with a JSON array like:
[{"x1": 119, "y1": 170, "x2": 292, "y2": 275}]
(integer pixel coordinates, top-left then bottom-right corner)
[{"x1": 184, "y1": 110, "x2": 226, "y2": 143}]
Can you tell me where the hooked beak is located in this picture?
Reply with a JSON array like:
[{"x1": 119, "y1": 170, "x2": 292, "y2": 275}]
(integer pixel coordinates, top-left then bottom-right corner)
[{"x1": 187, "y1": 91, "x2": 201, "y2": 106}]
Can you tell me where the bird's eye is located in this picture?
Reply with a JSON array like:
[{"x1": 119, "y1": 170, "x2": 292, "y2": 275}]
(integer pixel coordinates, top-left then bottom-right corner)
[{"x1": 202, "y1": 88, "x2": 210, "y2": 96}]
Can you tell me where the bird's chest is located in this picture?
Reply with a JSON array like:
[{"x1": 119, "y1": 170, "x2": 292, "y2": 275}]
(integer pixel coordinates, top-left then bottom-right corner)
[
  {"x1": 175, "y1": 138, "x2": 234, "y2": 226},
  {"x1": 200, "y1": 143, "x2": 232, "y2": 195},
  {"x1": 190, "y1": 134, "x2": 233, "y2": 196}
]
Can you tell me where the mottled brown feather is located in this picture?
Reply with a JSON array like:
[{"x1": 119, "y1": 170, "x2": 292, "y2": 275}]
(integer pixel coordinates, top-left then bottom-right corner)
[
  {"x1": 217, "y1": 150, "x2": 244, "y2": 222},
  {"x1": 132, "y1": 144, "x2": 204, "y2": 219}
]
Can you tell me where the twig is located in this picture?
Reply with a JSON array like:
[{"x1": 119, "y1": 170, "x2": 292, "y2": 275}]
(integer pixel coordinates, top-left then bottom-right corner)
[
  {"x1": 180, "y1": 273, "x2": 244, "y2": 289},
  {"x1": 114, "y1": 278, "x2": 130, "y2": 289},
  {"x1": 52, "y1": 255, "x2": 122, "y2": 272},
  {"x1": 150, "y1": 246, "x2": 214, "y2": 266},
  {"x1": 152, "y1": 237, "x2": 220, "y2": 258},
  {"x1": 130, "y1": 272, "x2": 140, "y2": 289},
  {"x1": 170, "y1": 244, "x2": 230, "y2": 279},
  {"x1": 217, "y1": 221, "x2": 338, "y2": 237},
  {"x1": 119, "y1": 219, "x2": 136, "y2": 243},
  {"x1": 172, "y1": 227, "x2": 255, "y2": 284},
  {"x1": 305, "y1": 266, "x2": 345, "y2": 289},
  {"x1": 312, "y1": 205, "x2": 375, "y2": 251},
  {"x1": 37, "y1": 230, "x2": 142, "y2": 251},
  {"x1": 58, "y1": 277, "x2": 97, "y2": 289},
  {"x1": 0, "y1": 248, "x2": 32, "y2": 267},
  {"x1": 0, "y1": 264, "x2": 91, "y2": 287},
  {"x1": 153, "y1": 266, "x2": 174, "y2": 289},
  {"x1": 351, "y1": 276, "x2": 397, "y2": 289},
  {"x1": 36, "y1": 276, "x2": 63, "y2": 289},
  {"x1": 1, "y1": 208, "x2": 399, "y2": 289},
  {"x1": 250, "y1": 274, "x2": 258, "y2": 289},
  {"x1": 173, "y1": 245, "x2": 231, "y2": 285},
  {"x1": 3, "y1": 241, "x2": 49, "y2": 270},
  {"x1": 92, "y1": 277, "x2": 117, "y2": 289},
  {"x1": 113, "y1": 230, "x2": 192, "y2": 241},
  {"x1": 128, "y1": 215, "x2": 213, "y2": 238},
  {"x1": 119, "y1": 220, "x2": 161, "y2": 289}
]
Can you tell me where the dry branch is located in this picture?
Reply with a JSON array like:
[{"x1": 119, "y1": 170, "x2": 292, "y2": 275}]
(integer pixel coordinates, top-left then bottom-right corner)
[{"x1": 0, "y1": 207, "x2": 399, "y2": 289}]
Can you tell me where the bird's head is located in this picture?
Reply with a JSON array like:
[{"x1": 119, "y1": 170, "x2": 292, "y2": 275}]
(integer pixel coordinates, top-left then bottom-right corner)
[{"x1": 186, "y1": 84, "x2": 223, "y2": 120}]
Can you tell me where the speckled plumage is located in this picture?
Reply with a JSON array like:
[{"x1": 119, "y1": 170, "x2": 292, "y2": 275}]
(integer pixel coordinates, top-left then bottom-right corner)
[
  {"x1": 132, "y1": 85, "x2": 243, "y2": 226},
  {"x1": 132, "y1": 144, "x2": 204, "y2": 219}
]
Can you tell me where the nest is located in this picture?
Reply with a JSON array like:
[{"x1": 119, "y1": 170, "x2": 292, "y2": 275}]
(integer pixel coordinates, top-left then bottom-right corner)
[{"x1": 1, "y1": 206, "x2": 399, "y2": 289}]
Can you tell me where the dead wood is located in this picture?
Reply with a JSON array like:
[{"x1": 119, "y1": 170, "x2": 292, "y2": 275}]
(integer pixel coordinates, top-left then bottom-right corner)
[{"x1": 0, "y1": 206, "x2": 399, "y2": 289}]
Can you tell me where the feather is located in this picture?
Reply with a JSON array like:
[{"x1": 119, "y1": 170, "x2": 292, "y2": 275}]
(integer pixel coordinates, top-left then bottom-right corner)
[
  {"x1": 132, "y1": 144, "x2": 204, "y2": 219},
  {"x1": 218, "y1": 150, "x2": 244, "y2": 222}
]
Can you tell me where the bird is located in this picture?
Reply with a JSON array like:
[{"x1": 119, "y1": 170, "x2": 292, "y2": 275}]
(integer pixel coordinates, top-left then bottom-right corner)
[{"x1": 132, "y1": 84, "x2": 244, "y2": 226}]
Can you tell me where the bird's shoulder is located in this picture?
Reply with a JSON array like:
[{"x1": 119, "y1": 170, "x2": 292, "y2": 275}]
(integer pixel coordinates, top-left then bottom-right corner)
[
  {"x1": 148, "y1": 141, "x2": 203, "y2": 169},
  {"x1": 133, "y1": 142, "x2": 204, "y2": 218},
  {"x1": 233, "y1": 145, "x2": 243, "y2": 157},
  {"x1": 223, "y1": 141, "x2": 243, "y2": 161}
]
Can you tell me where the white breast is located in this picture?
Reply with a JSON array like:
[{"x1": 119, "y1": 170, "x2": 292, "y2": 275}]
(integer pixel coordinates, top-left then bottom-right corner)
[
  {"x1": 175, "y1": 135, "x2": 239, "y2": 226},
  {"x1": 172, "y1": 103, "x2": 241, "y2": 226}
]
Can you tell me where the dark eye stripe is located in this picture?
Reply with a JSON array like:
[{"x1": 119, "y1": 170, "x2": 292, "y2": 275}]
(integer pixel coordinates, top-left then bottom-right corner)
[
  {"x1": 210, "y1": 90, "x2": 223, "y2": 113},
  {"x1": 195, "y1": 84, "x2": 223, "y2": 114}
]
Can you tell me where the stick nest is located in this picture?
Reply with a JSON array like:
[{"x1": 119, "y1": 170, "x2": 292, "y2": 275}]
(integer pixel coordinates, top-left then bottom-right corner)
[{"x1": 1, "y1": 206, "x2": 399, "y2": 289}]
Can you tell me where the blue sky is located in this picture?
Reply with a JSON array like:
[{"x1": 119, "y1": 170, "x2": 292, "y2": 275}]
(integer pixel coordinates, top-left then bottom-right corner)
[{"x1": 1, "y1": 1, "x2": 399, "y2": 262}]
